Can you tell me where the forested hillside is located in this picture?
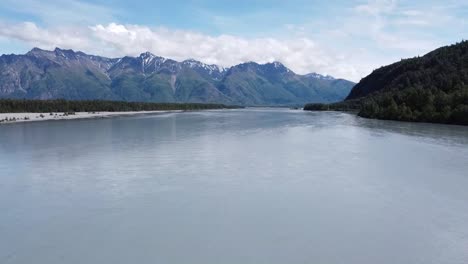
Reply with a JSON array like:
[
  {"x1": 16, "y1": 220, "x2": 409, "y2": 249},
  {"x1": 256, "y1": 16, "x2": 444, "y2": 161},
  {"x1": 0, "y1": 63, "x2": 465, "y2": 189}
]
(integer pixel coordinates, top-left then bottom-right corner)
[{"x1": 306, "y1": 41, "x2": 468, "y2": 126}]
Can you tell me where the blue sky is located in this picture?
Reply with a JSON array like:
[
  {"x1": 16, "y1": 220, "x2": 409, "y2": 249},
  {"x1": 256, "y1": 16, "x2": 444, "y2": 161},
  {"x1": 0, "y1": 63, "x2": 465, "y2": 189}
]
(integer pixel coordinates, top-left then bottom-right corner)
[{"x1": 0, "y1": 0, "x2": 466, "y2": 81}]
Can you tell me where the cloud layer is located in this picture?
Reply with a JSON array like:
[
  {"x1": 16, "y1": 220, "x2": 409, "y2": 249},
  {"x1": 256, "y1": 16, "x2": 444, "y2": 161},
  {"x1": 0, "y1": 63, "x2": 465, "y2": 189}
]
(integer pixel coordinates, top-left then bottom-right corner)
[
  {"x1": 0, "y1": 0, "x2": 466, "y2": 82},
  {"x1": 0, "y1": 22, "x2": 362, "y2": 81}
]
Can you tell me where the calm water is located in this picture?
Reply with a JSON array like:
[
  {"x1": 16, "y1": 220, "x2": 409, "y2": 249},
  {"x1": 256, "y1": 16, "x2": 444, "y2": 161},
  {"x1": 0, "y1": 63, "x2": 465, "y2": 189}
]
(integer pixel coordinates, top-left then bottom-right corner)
[{"x1": 1, "y1": 108, "x2": 468, "y2": 264}]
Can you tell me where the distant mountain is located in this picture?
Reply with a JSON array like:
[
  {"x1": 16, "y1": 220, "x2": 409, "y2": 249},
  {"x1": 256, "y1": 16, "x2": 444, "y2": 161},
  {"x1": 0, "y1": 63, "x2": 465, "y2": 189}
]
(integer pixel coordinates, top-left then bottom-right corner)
[
  {"x1": 0, "y1": 48, "x2": 355, "y2": 106},
  {"x1": 342, "y1": 40, "x2": 468, "y2": 125}
]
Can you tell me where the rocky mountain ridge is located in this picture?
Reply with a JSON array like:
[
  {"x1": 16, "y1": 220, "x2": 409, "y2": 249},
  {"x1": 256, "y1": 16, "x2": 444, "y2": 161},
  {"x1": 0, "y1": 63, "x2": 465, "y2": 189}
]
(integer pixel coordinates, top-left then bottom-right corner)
[{"x1": 0, "y1": 47, "x2": 355, "y2": 105}]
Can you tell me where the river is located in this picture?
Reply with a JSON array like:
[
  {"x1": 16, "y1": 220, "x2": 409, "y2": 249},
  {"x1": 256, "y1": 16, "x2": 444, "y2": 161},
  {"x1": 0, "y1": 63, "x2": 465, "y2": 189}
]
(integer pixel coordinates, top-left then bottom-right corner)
[{"x1": 1, "y1": 108, "x2": 468, "y2": 264}]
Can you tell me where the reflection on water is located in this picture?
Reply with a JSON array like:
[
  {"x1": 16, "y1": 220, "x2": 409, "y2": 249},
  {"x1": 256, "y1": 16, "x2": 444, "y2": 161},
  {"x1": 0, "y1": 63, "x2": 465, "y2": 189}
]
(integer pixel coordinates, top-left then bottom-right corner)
[
  {"x1": 0, "y1": 108, "x2": 468, "y2": 264},
  {"x1": 353, "y1": 116, "x2": 468, "y2": 146}
]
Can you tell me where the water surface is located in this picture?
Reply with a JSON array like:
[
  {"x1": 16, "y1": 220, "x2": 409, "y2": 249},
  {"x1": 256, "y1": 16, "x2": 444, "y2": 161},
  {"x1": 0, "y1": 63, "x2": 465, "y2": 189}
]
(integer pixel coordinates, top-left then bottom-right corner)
[{"x1": 1, "y1": 109, "x2": 468, "y2": 264}]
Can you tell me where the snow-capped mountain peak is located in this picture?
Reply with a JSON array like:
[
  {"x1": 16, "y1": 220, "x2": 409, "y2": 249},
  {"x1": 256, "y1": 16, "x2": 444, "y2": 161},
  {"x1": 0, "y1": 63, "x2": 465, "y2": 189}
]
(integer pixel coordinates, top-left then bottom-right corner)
[
  {"x1": 272, "y1": 61, "x2": 283, "y2": 68},
  {"x1": 1, "y1": 47, "x2": 356, "y2": 105},
  {"x1": 139, "y1": 51, "x2": 155, "y2": 63},
  {"x1": 271, "y1": 61, "x2": 291, "y2": 73},
  {"x1": 305, "y1": 72, "x2": 335, "y2": 80},
  {"x1": 138, "y1": 52, "x2": 169, "y2": 73},
  {"x1": 182, "y1": 59, "x2": 227, "y2": 76}
]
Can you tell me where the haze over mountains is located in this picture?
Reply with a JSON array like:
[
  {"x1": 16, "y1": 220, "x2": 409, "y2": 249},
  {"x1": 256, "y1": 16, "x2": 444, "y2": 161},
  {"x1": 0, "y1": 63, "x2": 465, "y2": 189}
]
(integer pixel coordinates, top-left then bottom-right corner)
[{"x1": 0, "y1": 48, "x2": 355, "y2": 106}]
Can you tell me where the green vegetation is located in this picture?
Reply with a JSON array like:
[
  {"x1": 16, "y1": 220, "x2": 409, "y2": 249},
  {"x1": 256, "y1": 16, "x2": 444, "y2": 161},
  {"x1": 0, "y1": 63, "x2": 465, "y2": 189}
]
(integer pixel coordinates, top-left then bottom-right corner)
[
  {"x1": 303, "y1": 103, "x2": 330, "y2": 111},
  {"x1": 0, "y1": 99, "x2": 239, "y2": 113},
  {"x1": 304, "y1": 100, "x2": 361, "y2": 112},
  {"x1": 305, "y1": 41, "x2": 468, "y2": 126},
  {"x1": 357, "y1": 87, "x2": 468, "y2": 125}
]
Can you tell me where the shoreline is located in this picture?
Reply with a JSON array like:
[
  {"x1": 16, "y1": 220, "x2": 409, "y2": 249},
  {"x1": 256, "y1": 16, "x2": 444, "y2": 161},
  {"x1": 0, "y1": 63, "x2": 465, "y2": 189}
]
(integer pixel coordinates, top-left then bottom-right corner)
[{"x1": 0, "y1": 110, "x2": 183, "y2": 125}]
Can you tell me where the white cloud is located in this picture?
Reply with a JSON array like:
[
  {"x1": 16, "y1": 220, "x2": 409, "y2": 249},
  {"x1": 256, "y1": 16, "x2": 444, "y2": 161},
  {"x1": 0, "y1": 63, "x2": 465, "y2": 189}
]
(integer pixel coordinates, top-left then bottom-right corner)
[
  {"x1": 350, "y1": 1, "x2": 438, "y2": 51},
  {"x1": 0, "y1": 21, "x2": 364, "y2": 81},
  {"x1": 348, "y1": 0, "x2": 467, "y2": 53},
  {"x1": 0, "y1": 0, "x2": 466, "y2": 83},
  {"x1": 354, "y1": 0, "x2": 397, "y2": 16},
  {"x1": 0, "y1": 22, "x2": 91, "y2": 50}
]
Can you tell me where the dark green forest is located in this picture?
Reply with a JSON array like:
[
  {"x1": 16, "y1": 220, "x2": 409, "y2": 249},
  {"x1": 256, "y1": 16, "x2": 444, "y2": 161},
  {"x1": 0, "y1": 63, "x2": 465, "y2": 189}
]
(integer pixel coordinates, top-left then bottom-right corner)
[
  {"x1": 305, "y1": 41, "x2": 468, "y2": 126},
  {"x1": 0, "y1": 99, "x2": 238, "y2": 113},
  {"x1": 356, "y1": 87, "x2": 468, "y2": 125}
]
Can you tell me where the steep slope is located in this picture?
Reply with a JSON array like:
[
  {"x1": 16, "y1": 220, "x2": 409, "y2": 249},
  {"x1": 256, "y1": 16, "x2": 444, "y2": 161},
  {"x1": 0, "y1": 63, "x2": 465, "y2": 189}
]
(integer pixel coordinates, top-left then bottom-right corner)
[
  {"x1": 0, "y1": 48, "x2": 117, "y2": 100},
  {"x1": 344, "y1": 41, "x2": 468, "y2": 125},
  {"x1": 107, "y1": 53, "x2": 231, "y2": 103},
  {"x1": 219, "y1": 62, "x2": 354, "y2": 105},
  {"x1": 0, "y1": 48, "x2": 355, "y2": 105}
]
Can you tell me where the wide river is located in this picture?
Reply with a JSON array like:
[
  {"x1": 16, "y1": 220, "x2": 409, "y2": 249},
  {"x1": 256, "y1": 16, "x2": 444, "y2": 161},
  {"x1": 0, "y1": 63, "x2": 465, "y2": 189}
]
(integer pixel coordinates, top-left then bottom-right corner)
[{"x1": 1, "y1": 108, "x2": 468, "y2": 264}]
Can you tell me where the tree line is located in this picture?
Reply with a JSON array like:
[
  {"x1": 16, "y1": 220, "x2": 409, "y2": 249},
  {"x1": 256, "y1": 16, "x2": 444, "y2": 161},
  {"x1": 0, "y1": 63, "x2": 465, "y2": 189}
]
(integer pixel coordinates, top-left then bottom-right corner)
[
  {"x1": 0, "y1": 99, "x2": 239, "y2": 113},
  {"x1": 358, "y1": 87, "x2": 468, "y2": 125}
]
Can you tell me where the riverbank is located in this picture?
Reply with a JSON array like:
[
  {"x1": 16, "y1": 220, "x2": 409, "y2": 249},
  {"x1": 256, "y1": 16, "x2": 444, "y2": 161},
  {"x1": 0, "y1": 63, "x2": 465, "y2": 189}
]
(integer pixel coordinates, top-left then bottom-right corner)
[
  {"x1": 303, "y1": 101, "x2": 468, "y2": 126},
  {"x1": 0, "y1": 99, "x2": 239, "y2": 113},
  {"x1": 0, "y1": 99, "x2": 241, "y2": 124},
  {"x1": 0, "y1": 110, "x2": 182, "y2": 124}
]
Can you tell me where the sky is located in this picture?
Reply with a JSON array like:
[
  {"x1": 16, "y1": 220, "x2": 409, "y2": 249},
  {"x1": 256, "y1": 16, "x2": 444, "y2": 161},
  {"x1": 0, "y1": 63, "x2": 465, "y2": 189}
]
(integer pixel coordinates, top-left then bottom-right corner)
[{"x1": 0, "y1": 0, "x2": 466, "y2": 81}]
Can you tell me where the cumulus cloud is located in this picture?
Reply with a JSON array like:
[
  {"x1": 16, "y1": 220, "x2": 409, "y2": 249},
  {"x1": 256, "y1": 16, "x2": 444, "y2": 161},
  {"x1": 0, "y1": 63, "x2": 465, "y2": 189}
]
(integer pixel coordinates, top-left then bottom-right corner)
[
  {"x1": 84, "y1": 1, "x2": 463, "y2": 81},
  {"x1": 0, "y1": 22, "x2": 91, "y2": 50},
  {"x1": 89, "y1": 23, "x2": 337, "y2": 71},
  {"x1": 0, "y1": 1, "x2": 465, "y2": 82},
  {"x1": 0, "y1": 21, "x2": 364, "y2": 81}
]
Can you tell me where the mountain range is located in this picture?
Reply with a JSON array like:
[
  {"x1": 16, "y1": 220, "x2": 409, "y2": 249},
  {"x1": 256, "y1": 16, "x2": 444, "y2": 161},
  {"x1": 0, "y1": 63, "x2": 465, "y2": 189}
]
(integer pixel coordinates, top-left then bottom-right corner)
[{"x1": 0, "y1": 48, "x2": 355, "y2": 106}]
